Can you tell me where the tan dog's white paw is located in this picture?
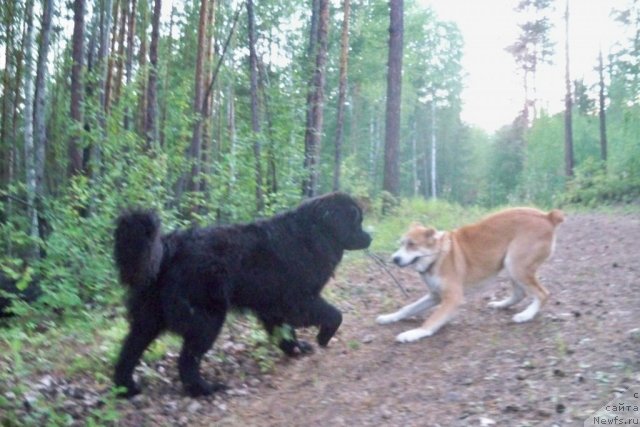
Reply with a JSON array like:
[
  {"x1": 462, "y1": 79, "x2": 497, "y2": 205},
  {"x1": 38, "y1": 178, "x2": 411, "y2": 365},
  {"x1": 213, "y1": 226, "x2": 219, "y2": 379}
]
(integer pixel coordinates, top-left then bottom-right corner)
[
  {"x1": 376, "y1": 314, "x2": 399, "y2": 325},
  {"x1": 488, "y1": 300, "x2": 509, "y2": 309},
  {"x1": 512, "y1": 311, "x2": 534, "y2": 323},
  {"x1": 512, "y1": 299, "x2": 540, "y2": 323},
  {"x1": 395, "y1": 328, "x2": 433, "y2": 343}
]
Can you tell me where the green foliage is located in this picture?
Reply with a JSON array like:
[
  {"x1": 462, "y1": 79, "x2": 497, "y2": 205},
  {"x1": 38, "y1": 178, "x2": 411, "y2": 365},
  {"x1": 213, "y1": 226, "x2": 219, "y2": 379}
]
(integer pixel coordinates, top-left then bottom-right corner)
[
  {"x1": 482, "y1": 121, "x2": 526, "y2": 206},
  {"x1": 562, "y1": 158, "x2": 640, "y2": 206},
  {"x1": 0, "y1": 312, "x2": 123, "y2": 426},
  {"x1": 86, "y1": 390, "x2": 122, "y2": 426},
  {"x1": 518, "y1": 113, "x2": 565, "y2": 206},
  {"x1": 232, "y1": 314, "x2": 282, "y2": 373},
  {"x1": 333, "y1": 155, "x2": 373, "y2": 198}
]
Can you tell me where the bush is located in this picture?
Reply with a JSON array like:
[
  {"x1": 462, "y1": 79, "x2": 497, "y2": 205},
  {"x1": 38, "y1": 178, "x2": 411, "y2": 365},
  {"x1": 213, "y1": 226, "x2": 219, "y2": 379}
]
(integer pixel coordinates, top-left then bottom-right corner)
[{"x1": 561, "y1": 158, "x2": 640, "y2": 206}]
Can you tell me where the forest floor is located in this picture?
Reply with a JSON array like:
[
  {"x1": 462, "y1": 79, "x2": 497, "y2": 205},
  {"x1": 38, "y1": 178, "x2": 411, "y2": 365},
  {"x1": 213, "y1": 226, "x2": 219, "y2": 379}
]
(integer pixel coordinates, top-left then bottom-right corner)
[{"x1": 3, "y1": 210, "x2": 640, "y2": 426}]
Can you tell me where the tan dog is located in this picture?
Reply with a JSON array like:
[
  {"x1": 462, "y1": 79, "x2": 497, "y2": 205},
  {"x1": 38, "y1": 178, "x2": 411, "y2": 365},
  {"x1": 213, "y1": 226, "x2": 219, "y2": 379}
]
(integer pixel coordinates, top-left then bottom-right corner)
[{"x1": 377, "y1": 208, "x2": 564, "y2": 343}]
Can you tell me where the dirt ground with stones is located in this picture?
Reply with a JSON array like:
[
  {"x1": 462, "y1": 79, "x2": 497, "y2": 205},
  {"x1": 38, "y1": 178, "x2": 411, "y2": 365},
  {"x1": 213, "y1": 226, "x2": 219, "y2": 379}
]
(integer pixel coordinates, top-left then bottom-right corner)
[{"x1": 5, "y1": 211, "x2": 640, "y2": 426}]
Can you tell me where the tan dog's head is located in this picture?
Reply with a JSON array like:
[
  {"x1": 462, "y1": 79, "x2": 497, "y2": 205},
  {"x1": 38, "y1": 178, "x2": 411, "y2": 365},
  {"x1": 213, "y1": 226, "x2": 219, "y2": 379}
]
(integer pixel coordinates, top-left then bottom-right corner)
[{"x1": 392, "y1": 223, "x2": 444, "y2": 272}]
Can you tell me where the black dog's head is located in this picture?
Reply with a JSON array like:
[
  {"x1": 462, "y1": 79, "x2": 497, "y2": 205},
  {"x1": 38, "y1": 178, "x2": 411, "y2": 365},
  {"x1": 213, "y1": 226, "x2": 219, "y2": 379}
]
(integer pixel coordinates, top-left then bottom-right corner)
[{"x1": 301, "y1": 192, "x2": 372, "y2": 250}]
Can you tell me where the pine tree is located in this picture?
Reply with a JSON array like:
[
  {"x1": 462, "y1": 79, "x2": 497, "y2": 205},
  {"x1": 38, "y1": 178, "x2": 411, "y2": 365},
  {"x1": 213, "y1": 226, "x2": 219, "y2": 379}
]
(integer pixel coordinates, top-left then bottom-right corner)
[
  {"x1": 564, "y1": 0, "x2": 574, "y2": 177},
  {"x1": 69, "y1": 0, "x2": 86, "y2": 177},
  {"x1": 383, "y1": 0, "x2": 403, "y2": 196},
  {"x1": 302, "y1": 0, "x2": 329, "y2": 198},
  {"x1": 598, "y1": 49, "x2": 608, "y2": 164},
  {"x1": 247, "y1": 0, "x2": 265, "y2": 211},
  {"x1": 333, "y1": 0, "x2": 350, "y2": 191}
]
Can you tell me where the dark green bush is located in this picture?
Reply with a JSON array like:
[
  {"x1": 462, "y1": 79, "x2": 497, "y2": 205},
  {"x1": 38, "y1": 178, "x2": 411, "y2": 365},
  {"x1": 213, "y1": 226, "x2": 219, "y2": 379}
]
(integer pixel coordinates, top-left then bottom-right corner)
[{"x1": 562, "y1": 158, "x2": 640, "y2": 206}]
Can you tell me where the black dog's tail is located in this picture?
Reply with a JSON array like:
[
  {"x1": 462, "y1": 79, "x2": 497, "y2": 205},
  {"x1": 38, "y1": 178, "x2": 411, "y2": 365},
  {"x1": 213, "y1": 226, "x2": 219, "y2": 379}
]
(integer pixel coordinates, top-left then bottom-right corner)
[{"x1": 114, "y1": 210, "x2": 163, "y2": 288}]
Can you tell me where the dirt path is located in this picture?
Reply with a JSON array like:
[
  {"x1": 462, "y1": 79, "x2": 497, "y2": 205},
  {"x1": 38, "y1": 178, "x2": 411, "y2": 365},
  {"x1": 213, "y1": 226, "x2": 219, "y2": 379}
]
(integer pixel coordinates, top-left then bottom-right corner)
[
  {"x1": 201, "y1": 211, "x2": 640, "y2": 427},
  {"x1": 10, "y1": 211, "x2": 637, "y2": 426}
]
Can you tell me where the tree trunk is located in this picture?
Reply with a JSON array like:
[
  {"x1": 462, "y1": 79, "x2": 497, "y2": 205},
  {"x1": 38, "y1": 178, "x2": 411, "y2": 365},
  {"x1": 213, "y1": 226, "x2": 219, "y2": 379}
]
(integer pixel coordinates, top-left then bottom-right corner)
[
  {"x1": 1, "y1": 1, "x2": 15, "y2": 187},
  {"x1": 136, "y1": 0, "x2": 148, "y2": 134},
  {"x1": 182, "y1": 1, "x2": 207, "y2": 195},
  {"x1": 9, "y1": 23, "x2": 27, "y2": 195},
  {"x1": 258, "y1": 58, "x2": 277, "y2": 195},
  {"x1": 0, "y1": 2, "x2": 17, "y2": 252},
  {"x1": 34, "y1": 0, "x2": 54, "y2": 242},
  {"x1": 411, "y1": 114, "x2": 418, "y2": 196},
  {"x1": 522, "y1": 69, "x2": 530, "y2": 125},
  {"x1": 430, "y1": 99, "x2": 437, "y2": 199},
  {"x1": 93, "y1": 0, "x2": 113, "y2": 185},
  {"x1": 145, "y1": 0, "x2": 161, "y2": 148},
  {"x1": 369, "y1": 110, "x2": 381, "y2": 185},
  {"x1": 247, "y1": 0, "x2": 264, "y2": 212},
  {"x1": 227, "y1": 82, "x2": 237, "y2": 183},
  {"x1": 69, "y1": 0, "x2": 86, "y2": 177},
  {"x1": 105, "y1": 0, "x2": 121, "y2": 112},
  {"x1": 422, "y1": 117, "x2": 429, "y2": 199},
  {"x1": 114, "y1": 0, "x2": 128, "y2": 105},
  {"x1": 23, "y1": 0, "x2": 38, "y2": 259},
  {"x1": 302, "y1": 0, "x2": 329, "y2": 198},
  {"x1": 302, "y1": 0, "x2": 319, "y2": 195},
  {"x1": 83, "y1": 17, "x2": 99, "y2": 174},
  {"x1": 183, "y1": 0, "x2": 209, "y2": 195},
  {"x1": 123, "y1": 0, "x2": 137, "y2": 129},
  {"x1": 308, "y1": 0, "x2": 320, "y2": 59},
  {"x1": 368, "y1": 113, "x2": 375, "y2": 183},
  {"x1": 563, "y1": 0, "x2": 574, "y2": 178},
  {"x1": 383, "y1": 0, "x2": 403, "y2": 196},
  {"x1": 598, "y1": 48, "x2": 607, "y2": 164},
  {"x1": 333, "y1": 0, "x2": 350, "y2": 192},
  {"x1": 201, "y1": 0, "x2": 217, "y2": 194},
  {"x1": 215, "y1": 88, "x2": 222, "y2": 162},
  {"x1": 160, "y1": 6, "x2": 176, "y2": 147}
]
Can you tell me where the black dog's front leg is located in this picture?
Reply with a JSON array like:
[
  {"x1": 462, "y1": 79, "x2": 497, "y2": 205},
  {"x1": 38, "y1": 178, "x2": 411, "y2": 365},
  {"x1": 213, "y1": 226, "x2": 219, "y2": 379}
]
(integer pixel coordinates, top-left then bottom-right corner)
[
  {"x1": 289, "y1": 298, "x2": 343, "y2": 347},
  {"x1": 309, "y1": 298, "x2": 342, "y2": 347}
]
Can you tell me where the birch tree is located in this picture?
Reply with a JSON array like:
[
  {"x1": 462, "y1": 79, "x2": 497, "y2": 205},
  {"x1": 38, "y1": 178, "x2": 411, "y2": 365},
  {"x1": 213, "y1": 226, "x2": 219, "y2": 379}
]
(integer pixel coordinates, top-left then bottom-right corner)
[
  {"x1": 23, "y1": 0, "x2": 38, "y2": 258},
  {"x1": 302, "y1": 0, "x2": 329, "y2": 198},
  {"x1": 145, "y1": 0, "x2": 161, "y2": 147},
  {"x1": 247, "y1": 0, "x2": 265, "y2": 212},
  {"x1": 33, "y1": 0, "x2": 54, "y2": 244},
  {"x1": 69, "y1": 0, "x2": 86, "y2": 177},
  {"x1": 185, "y1": 0, "x2": 209, "y2": 194}
]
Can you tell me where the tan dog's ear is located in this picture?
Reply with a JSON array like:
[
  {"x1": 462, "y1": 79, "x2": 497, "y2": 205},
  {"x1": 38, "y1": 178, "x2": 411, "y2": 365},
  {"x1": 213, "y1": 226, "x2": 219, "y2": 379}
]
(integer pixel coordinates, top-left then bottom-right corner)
[{"x1": 423, "y1": 227, "x2": 435, "y2": 237}]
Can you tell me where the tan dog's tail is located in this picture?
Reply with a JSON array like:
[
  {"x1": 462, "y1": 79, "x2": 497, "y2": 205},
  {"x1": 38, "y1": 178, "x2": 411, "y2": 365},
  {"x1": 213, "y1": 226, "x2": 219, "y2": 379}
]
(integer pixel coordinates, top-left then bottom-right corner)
[{"x1": 547, "y1": 209, "x2": 565, "y2": 226}]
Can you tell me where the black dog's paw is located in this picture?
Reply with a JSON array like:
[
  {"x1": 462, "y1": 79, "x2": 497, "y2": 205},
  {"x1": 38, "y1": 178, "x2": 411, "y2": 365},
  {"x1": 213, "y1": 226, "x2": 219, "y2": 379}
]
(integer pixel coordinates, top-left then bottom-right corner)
[
  {"x1": 184, "y1": 380, "x2": 227, "y2": 397},
  {"x1": 296, "y1": 340, "x2": 314, "y2": 354},
  {"x1": 317, "y1": 332, "x2": 335, "y2": 347},
  {"x1": 280, "y1": 339, "x2": 314, "y2": 357},
  {"x1": 115, "y1": 382, "x2": 142, "y2": 399}
]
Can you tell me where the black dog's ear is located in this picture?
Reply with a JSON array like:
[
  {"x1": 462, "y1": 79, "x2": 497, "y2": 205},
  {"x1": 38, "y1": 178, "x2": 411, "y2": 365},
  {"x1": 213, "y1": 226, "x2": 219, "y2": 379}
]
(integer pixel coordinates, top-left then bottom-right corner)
[
  {"x1": 349, "y1": 204, "x2": 362, "y2": 223},
  {"x1": 303, "y1": 192, "x2": 362, "y2": 227},
  {"x1": 305, "y1": 193, "x2": 336, "y2": 219}
]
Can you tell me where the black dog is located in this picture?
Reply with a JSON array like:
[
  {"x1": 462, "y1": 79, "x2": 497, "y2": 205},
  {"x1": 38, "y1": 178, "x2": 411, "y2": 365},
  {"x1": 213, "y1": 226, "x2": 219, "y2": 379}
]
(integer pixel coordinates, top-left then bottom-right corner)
[{"x1": 113, "y1": 192, "x2": 371, "y2": 397}]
